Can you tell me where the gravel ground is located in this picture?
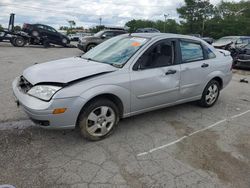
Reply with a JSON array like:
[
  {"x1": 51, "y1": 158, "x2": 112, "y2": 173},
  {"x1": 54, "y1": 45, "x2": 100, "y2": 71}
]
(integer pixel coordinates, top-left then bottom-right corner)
[{"x1": 0, "y1": 42, "x2": 250, "y2": 188}]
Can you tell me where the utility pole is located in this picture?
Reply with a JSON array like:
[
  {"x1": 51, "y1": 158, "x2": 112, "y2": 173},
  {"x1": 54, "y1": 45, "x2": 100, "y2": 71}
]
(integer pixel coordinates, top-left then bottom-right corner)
[
  {"x1": 99, "y1": 17, "x2": 102, "y2": 26},
  {"x1": 164, "y1": 14, "x2": 169, "y2": 33}
]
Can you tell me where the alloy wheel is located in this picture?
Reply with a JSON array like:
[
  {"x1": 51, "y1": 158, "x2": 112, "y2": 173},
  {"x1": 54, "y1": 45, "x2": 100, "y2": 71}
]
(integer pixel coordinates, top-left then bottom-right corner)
[
  {"x1": 205, "y1": 84, "x2": 219, "y2": 105},
  {"x1": 86, "y1": 106, "x2": 116, "y2": 137}
]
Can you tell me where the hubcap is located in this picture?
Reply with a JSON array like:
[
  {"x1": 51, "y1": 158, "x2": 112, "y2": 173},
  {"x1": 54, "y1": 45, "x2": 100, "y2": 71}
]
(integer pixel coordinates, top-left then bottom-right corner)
[
  {"x1": 16, "y1": 39, "x2": 23, "y2": 45},
  {"x1": 86, "y1": 106, "x2": 115, "y2": 137},
  {"x1": 205, "y1": 84, "x2": 218, "y2": 105}
]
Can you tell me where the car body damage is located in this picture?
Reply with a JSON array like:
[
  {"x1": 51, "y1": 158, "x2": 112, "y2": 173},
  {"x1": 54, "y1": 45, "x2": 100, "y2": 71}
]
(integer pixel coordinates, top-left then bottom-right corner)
[{"x1": 22, "y1": 57, "x2": 118, "y2": 85}]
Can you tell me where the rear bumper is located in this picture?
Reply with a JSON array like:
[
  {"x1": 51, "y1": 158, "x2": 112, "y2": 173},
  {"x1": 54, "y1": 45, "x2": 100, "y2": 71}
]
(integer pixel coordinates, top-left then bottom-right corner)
[{"x1": 12, "y1": 77, "x2": 86, "y2": 129}]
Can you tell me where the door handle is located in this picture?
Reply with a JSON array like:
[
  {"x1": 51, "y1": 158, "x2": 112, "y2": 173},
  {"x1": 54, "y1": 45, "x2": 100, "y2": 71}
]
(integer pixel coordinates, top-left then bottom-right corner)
[
  {"x1": 201, "y1": 63, "x2": 209, "y2": 68},
  {"x1": 165, "y1": 69, "x2": 177, "y2": 75}
]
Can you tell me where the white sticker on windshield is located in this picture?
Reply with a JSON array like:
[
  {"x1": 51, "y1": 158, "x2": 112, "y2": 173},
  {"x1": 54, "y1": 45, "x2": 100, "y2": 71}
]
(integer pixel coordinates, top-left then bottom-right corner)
[{"x1": 130, "y1": 37, "x2": 147, "y2": 43}]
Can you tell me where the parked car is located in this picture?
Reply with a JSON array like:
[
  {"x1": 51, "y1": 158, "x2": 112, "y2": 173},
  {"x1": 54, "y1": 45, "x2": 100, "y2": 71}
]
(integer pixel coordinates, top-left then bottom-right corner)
[
  {"x1": 212, "y1": 36, "x2": 250, "y2": 50},
  {"x1": 22, "y1": 23, "x2": 70, "y2": 47},
  {"x1": 77, "y1": 29, "x2": 127, "y2": 52},
  {"x1": 135, "y1": 28, "x2": 160, "y2": 33},
  {"x1": 201, "y1": 37, "x2": 214, "y2": 44},
  {"x1": 232, "y1": 43, "x2": 250, "y2": 68},
  {"x1": 68, "y1": 33, "x2": 92, "y2": 41},
  {"x1": 189, "y1": 34, "x2": 214, "y2": 44},
  {"x1": 13, "y1": 33, "x2": 232, "y2": 140}
]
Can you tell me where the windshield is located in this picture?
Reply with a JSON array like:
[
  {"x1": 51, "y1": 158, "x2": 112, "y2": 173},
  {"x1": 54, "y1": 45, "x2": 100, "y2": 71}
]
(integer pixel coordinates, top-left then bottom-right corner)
[
  {"x1": 215, "y1": 37, "x2": 237, "y2": 44},
  {"x1": 94, "y1": 31, "x2": 105, "y2": 37},
  {"x1": 82, "y1": 36, "x2": 149, "y2": 67}
]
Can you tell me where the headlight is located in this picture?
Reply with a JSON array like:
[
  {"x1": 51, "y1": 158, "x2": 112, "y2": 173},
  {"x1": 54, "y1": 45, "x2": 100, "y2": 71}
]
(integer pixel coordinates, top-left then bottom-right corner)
[
  {"x1": 80, "y1": 39, "x2": 87, "y2": 43},
  {"x1": 27, "y1": 85, "x2": 62, "y2": 101}
]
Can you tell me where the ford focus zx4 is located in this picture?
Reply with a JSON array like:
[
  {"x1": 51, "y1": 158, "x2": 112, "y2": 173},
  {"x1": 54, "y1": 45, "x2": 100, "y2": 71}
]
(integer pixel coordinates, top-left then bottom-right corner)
[{"x1": 12, "y1": 33, "x2": 233, "y2": 140}]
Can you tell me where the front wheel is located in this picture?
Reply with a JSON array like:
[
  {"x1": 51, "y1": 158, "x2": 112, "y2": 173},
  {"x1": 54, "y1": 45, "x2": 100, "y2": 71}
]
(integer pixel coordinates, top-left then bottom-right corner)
[
  {"x1": 199, "y1": 80, "x2": 220, "y2": 107},
  {"x1": 86, "y1": 44, "x2": 96, "y2": 51},
  {"x1": 78, "y1": 99, "x2": 119, "y2": 141}
]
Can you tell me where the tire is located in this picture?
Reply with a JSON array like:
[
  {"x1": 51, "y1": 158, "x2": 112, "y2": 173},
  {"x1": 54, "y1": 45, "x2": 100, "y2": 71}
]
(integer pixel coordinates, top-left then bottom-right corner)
[
  {"x1": 86, "y1": 44, "x2": 96, "y2": 51},
  {"x1": 10, "y1": 37, "x2": 17, "y2": 46},
  {"x1": 78, "y1": 98, "x2": 119, "y2": 141},
  {"x1": 14, "y1": 37, "x2": 26, "y2": 47},
  {"x1": 43, "y1": 40, "x2": 50, "y2": 48},
  {"x1": 199, "y1": 79, "x2": 220, "y2": 107},
  {"x1": 61, "y1": 38, "x2": 69, "y2": 47}
]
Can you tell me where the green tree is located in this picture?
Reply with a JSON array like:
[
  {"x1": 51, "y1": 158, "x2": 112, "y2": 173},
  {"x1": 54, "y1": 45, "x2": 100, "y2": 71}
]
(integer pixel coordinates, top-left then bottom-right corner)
[
  {"x1": 14, "y1": 25, "x2": 21, "y2": 31},
  {"x1": 177, "y1": 0, "x2": 214, "y2": 35},
  {"x1": 68, "y1": 20, "x2": 76, "y2": 29},
  {"x1": 125, "y1": 19, "x2": 181, "y2": 33},
  {"x1": 0, "y1": 24, "x2": 3, "y2": 31}
]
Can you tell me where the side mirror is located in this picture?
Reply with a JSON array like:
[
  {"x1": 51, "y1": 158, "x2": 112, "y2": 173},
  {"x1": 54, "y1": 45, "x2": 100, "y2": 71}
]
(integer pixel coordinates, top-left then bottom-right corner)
[{"x1": 101, "y1": 34, "x2": 106, "y2": 39}]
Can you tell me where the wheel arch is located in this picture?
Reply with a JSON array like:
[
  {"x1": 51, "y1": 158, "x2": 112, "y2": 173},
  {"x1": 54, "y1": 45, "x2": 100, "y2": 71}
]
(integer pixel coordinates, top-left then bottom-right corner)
[
  {"x1": 76, "y1": 93, "x2": 125, "y2": 127},
  {"x1": 212, "y1": 76, "x2": 223, "y2": 89}
]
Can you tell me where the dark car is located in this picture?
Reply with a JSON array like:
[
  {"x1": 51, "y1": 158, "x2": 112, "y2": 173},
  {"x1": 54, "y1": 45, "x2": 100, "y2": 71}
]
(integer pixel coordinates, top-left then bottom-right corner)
[
  {"x1": 233, "y1": 43, "x2": 250, "y2": 68},
  {"x1": 189, "y1": 34, "x2": 214, "y2": 44},
  {"x1": 77, "y1": 30, "x2": 127, "y2": 52},
  {"x1": 22, "y1": 23, "x2": 70, "y2": 47},
  {"x1": 135, "y1": 28, "x2": 160, "y2": 33}
]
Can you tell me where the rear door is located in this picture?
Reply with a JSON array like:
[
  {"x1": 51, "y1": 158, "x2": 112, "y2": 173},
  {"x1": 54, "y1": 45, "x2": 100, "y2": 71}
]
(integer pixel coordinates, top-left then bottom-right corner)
[
  {"x1": 130, "y1": 39, "x2": 181, "y2": 112},
  {"x1": 179, "y1": 39, "x2": 216, "y2": 99}
]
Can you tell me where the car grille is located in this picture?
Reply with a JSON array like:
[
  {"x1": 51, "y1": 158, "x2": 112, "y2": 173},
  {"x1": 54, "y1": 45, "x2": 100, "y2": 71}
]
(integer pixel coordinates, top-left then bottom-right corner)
[{"x1": 19, "y1": 76, "x2": 33, "y2": 93}]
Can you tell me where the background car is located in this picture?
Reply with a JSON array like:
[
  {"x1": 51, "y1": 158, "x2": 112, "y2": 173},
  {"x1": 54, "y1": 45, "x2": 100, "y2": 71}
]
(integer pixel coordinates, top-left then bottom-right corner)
[
  {"x1": 212, "y1": 36, "x2": 250, "y2": 50},
  {"x1": 135, "y1": 28, "x2": 160, "y2": 33},
  {"x1": 68, "y1": 33, "x2": 92, "y2": 41},
  {"x1": 233, "y1": 43, "x2": 250, "y2": 68},
  {"x1": 77, "y1": 29, "x2": 127, "y2": 52},
  {"x1": 13, "y1": 33, "x2": 232, "y2": 141},
  {"x1": 22, "y1": 23, "x2": 70, "y2": 47}
]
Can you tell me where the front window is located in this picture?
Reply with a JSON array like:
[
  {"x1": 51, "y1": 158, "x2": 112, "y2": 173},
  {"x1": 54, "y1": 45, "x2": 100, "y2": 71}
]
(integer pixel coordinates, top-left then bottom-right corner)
[{"x1": 82, "y1": 36, "x2": 149, "y2": 67}]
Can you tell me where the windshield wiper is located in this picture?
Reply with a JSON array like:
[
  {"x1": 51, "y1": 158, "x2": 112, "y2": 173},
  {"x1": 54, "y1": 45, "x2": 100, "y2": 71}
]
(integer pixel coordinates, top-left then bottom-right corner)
[{"x1": 110, "y1": 63, "x2": 123, "y2": 68}]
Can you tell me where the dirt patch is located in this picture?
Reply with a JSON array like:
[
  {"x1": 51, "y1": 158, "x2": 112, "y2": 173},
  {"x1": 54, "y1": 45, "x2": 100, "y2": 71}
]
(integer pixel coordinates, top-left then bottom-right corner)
[
  {"x1": 174, "y1": 130, "x2": 250, "y2": 188},
  {"x1": 168, "y1": 120, "x2": 194, "y2": 137}
]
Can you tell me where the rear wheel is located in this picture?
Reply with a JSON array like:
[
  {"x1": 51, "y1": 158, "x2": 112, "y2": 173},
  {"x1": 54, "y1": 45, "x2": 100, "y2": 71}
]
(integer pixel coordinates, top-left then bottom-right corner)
[
  {"x1": 61, "y1": 38, "x2": 69, "y2": 47},
  {"x1": 199, "y1": 80, "x2": 220, "y2": 107},
  {"x1": 78, "y1": 98, "x2": 119, "y2": 141},
  {"x1": 14, "y1": 37, "x2": 26, "y2": 47}
]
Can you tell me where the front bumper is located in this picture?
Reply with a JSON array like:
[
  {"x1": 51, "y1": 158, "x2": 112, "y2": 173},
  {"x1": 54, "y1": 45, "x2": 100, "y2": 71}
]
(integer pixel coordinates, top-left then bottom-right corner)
[
  {"x1": 12, "y1": 77, "x2": 86, "y2": 129},
  {"x1": 77, "y1": 43, "x2": 87, "y2": 52}
]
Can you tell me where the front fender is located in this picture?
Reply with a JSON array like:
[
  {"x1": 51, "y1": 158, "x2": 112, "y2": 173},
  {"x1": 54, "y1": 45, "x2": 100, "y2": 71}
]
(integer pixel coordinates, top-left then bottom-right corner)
[{"x1": 79, "y1": 85, "x2": 131, "y2": 115}]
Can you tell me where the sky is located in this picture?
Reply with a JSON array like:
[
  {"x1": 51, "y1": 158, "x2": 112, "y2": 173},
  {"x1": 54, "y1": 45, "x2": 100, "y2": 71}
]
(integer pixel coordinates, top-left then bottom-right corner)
[{"x1": 0, "y1": 0, "x2": 241, "y2": 29}]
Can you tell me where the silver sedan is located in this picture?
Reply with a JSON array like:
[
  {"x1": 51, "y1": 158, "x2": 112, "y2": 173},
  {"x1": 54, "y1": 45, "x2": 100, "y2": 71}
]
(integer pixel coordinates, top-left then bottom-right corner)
[{"x1": 13, "y1": 33, "x2": 233, "y2": 140}]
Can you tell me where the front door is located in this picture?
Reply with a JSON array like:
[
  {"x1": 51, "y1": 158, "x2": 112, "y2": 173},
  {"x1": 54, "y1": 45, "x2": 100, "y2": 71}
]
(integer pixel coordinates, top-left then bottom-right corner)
[{"x1": 130, "y1": 39, "x2": 181, "y2": 113}]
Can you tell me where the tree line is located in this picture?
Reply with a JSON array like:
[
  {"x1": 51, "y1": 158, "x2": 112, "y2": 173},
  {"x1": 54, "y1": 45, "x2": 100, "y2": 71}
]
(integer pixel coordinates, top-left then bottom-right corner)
[{"x1": 125, "y1": 0, "x2": 250, "y2": 39}]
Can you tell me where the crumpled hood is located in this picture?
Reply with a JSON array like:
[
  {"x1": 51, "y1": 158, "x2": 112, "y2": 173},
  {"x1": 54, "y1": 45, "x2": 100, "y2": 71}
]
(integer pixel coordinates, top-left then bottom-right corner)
[
  {"x1": 212, "y1": 41, "x2": 232, "y2": 47},
  {"x1": 23, "y1": 57, "x2": 117, "y2": 85}
]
